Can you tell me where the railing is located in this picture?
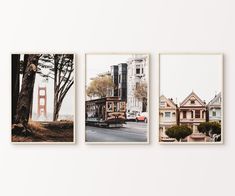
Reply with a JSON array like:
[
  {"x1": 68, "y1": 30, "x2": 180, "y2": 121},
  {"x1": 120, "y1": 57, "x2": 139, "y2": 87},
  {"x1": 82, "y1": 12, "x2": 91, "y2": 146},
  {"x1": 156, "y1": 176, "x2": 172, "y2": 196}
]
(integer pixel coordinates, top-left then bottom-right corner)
[{"x1": 190, "y1": 133, "x2": 206, "y2": 139}]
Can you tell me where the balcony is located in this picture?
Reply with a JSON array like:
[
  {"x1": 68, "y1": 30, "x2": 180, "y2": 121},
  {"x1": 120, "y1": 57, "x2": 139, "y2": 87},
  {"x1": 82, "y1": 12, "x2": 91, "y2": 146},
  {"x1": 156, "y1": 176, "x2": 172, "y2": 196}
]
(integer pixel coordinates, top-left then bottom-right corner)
[
  {"x1": 190, "y1": 133, "x2": 206, "y2": 139},
  {"x1": 180, "y1": 118, "x2": 205, "y2": 123}
]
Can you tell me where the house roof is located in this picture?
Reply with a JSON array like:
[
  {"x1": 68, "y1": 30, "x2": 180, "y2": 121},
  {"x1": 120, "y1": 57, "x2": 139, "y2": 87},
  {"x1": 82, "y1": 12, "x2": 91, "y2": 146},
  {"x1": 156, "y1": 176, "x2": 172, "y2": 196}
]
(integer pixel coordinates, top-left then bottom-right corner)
[
  {"x1": 160, "y1": 95, "x2": 177, "y2": 109},
  {"x1": 180, "y1": 91, "x2": 206, "y2": 107},
  {"x1": 208, "y1": 92, "x2": 221, "y2": 106}
]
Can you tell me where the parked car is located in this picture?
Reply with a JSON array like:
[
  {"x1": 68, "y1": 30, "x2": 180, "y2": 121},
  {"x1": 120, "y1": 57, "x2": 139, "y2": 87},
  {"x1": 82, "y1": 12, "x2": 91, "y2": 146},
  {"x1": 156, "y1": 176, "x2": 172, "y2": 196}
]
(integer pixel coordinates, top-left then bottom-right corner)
[
  {"x1": 136, "y1": 112, "x2": 148, "y2": 123},
  {"x1": 126, "y1": 112, "x2": 136, "y2": 121}
]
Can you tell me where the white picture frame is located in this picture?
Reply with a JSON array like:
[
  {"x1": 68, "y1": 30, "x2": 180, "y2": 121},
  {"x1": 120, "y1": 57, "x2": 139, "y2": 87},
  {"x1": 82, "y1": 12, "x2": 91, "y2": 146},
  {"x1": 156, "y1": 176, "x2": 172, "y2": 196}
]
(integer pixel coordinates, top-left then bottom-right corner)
[
  {"x1": 11, "y1": 53, "x2": 76, "y2": 144},
  {"x1": 158, "y1": 53, "x2": 224, "y2": 144},
  {"x1": 85, "y1": 53, "x2": 150, "y2": 144}
]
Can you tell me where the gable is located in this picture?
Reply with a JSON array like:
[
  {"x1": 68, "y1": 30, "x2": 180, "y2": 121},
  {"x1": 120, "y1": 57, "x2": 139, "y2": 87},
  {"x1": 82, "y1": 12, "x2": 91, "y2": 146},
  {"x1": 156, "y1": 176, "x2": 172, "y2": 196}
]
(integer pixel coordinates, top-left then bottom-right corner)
[
  {"x1": 180, "y1": 92, "x2": 205, "y2": 107},
  {"x1": 208, "y1": 92, "x2": 221, "y2": 106},
  {"x1": 160, "y1": 95, "x2": 177, "y2": 109}
]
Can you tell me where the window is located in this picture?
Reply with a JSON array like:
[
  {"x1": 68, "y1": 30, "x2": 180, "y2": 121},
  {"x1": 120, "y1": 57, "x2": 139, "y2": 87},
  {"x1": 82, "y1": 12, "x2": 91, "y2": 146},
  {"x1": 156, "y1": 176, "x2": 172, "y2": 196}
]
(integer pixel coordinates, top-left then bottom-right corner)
[
  {"x1": 40, "y1": 98, "x2": 45, "y2": 105},
  {"x1": 123, "y1": 74, "x2": 126, "y2": 82},
  {"x1": 190, "y1": 100, "x2": 195, "y2": 104},
  {"x1": 119, "y1": 102, "x2": 125, "y2": 111},
  {"x1": 122, "y1": 66, "x2": 127, "y2": 71},
  {"x1": 113, "y1": 102, "x2": 117, "y2": 112},
  {"x1": 136, "y1": 68, "x2": 140, "y2": 74},
  {"x1": 40, "y1": 90, "x2": 45, "y2": 96},
  {"x1": 183, "y1": 111, "x2": 187, "y2": 118},
  {"x1": 136, "y1": 82, "x2": 140, "y2": 90},
  {"x1": 191, "y1": 111, "x2": 193, "y2": 118},
  {"x1": 122, "y1": 89, "x2": 126, "y2": 99},
  {"x1": 212, "y1": 111, "x2": 216, "y2": 116},
  {"x1": 113, "y1": 75, "x2": 118, "y2": 86},
  {"x1": 40, "y1": 109, "x2": 45, "y2": 114},
  {"x1": 107, "y1": 102, "x2": 113, "y2": 112},
  {"x1": 165, "y1": 112, "x2": 171, "y2": 118},
  {"x1": 195, "y1": 110, "x2": 200, "y2": 118}
]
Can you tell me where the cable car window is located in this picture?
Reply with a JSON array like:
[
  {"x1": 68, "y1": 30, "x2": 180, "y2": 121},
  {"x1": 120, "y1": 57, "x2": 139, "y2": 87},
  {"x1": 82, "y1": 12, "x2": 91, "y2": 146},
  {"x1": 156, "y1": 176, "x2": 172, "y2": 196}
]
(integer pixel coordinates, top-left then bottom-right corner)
[
  {"x1": 119, "y1": 102, "x2": 125, "y2": 111},
  {"x1": 114, "y1": 102, "x2": 117, "y2": 112},
  {"x1": 107, "y1": 102, "x2": 113, "y2": 112}
]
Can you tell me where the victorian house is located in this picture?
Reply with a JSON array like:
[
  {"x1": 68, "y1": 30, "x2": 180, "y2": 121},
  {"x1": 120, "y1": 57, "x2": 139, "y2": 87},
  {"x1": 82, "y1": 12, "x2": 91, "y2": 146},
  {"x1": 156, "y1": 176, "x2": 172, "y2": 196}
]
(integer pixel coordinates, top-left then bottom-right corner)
[
  {"x1": 126, "y1": 55, "x2": 148, "y2": 114},
  {"x1": 207, "y1": 92, "x2": 222, "y2": 123},
  {"x1": 159, "y1": 95, "x2": 178, "y2": 142},
  {"x1": 179, "y1": 91, "x2": 207, "y2": 142}
]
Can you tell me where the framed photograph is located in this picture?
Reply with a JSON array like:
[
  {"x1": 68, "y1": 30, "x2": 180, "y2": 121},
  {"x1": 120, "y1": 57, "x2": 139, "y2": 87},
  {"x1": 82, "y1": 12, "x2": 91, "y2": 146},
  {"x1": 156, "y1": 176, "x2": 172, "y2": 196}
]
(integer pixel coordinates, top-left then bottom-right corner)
[
  {"x1": 85, "y1": 53, "x2": 149, "y2": 144},
  {"x1": 159, "y1": 53, "x2": 223, "y2": 144},
  {"x1": 11, "y1": 54, "x2": 75, "y2": 144}
]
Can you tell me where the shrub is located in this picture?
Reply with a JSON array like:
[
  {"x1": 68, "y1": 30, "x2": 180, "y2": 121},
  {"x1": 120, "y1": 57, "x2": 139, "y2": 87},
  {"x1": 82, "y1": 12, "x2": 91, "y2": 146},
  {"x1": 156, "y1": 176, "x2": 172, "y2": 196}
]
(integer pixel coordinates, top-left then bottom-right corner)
[
  {"x1": 165, "y1": 125, "x2": 193, "y2": 141},
  {"x1": 198, "y1": 122, "x2": 221, "y2": 136}
]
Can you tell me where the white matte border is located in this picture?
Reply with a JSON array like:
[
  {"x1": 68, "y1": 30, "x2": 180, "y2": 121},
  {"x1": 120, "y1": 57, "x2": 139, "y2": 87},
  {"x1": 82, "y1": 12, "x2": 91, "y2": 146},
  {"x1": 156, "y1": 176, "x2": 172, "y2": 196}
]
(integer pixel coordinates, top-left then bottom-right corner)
[
  {"x1": 85, "y1": 52, "x2": 150, "y2": 144},
  {"x1": 158, "y1": 52, "x2": 224, "y2": 145}
]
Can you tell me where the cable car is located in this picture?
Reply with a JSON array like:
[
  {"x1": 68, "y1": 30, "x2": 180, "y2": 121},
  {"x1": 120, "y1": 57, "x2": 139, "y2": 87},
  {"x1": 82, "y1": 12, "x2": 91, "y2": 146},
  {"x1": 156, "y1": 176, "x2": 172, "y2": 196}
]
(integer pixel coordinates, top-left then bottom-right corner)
[{"x1": 86, "y1": 96, "x2": 126, "y2": 127}]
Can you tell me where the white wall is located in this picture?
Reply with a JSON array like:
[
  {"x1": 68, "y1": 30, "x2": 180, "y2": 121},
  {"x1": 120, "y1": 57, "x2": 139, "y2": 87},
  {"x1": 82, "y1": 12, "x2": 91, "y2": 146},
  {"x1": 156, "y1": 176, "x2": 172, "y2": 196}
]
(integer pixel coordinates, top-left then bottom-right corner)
[{"x1": 0, "y1": 0, "x2": 234, "y2": 196}]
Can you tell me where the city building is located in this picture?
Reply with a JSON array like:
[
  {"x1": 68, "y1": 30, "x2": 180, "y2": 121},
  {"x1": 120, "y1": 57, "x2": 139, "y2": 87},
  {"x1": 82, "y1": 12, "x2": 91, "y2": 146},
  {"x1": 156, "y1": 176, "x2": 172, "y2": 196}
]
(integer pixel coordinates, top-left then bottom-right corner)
[
  {"x1": 118, "y1": 63, "x2": 127, "y2": 101},
  {"x1": 126, "y1": 55, "x2": 148, "y2": 114},
  {"x1": 179, "y1": 91, "x2": 207, "y2": 142},
  {"x1": 159, "y1": 95, "x2": 178, "y2": 142},
  {"x1": 207, "y1": 92, "x2": 222, "y2": 123},
  {"x1": 110, "y1": 63, "x2": 127, "y2": 101},
  {"x1": 110, "y1": 65, "x2": 118, "y2": 97}
]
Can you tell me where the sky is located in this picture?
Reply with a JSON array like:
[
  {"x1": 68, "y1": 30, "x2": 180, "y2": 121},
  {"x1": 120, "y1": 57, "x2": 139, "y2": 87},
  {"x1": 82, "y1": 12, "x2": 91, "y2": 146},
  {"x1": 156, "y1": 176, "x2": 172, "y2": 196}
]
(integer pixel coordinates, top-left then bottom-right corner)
[
  {"x1": 19, "y1": 55, "x2": 75, "y2": 121},
  {"x1": 32, "y1": 73, "x2": 74, "y2": 117},
  {"x1": 160, "y1": 54, "x2": 223, "y2": 104},
  {"x1": 86, "y1": 54, "x2": 134, "y2": 86}
]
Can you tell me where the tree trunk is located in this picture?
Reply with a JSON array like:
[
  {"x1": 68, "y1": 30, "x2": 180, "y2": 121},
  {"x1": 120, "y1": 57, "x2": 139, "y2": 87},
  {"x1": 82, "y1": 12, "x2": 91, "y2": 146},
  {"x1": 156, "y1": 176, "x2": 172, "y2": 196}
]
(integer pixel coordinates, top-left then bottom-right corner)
[
  {"x1": 54, "y1": 101, "x2": 62, "y2": 121},
  {"x1": 53, "y1": 54, "x2": 74, "y2": 121},
  {"x1": 23, "y1": 55, "x2": 35, "y2": 120},
  {"x1": 53, "y1": 55, "x2": 59, "y2": 121},
  {"x1": 22, "y1": 54, "x2": 29, "y2": 76},
  {"x1": 11, "y1": 54, "x2": 20, "y2": 123},
  {"x1": 142, "y1": 98, "x2": 147, "y2": 112},
  {"x1": 14, "y1": 54, "x2": 40, "y2": 133},
  {"x1": 53, "y1": 90, "x2": 59, "y2": 121}
]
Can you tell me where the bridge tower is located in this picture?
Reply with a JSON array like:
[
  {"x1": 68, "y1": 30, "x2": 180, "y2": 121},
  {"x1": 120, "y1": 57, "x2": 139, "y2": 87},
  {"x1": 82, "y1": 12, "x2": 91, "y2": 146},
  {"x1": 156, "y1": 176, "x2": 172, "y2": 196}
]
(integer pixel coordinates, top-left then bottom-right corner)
[{"x1": 37, "y1": 86, "x2": 47, "y2": 118}]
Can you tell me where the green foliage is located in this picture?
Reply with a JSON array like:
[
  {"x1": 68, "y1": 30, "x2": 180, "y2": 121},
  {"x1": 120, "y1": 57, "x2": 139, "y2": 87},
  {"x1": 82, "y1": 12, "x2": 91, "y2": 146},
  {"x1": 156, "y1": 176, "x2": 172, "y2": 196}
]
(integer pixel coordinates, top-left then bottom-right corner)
[
  {"x1": 165, "y1": 125, "x2": 193, "y2": 141},
  {"x1": 210, "y1": 122, "x2": 221, "y2": 135},
  {"x1": 198, "y1": 121, "x2": 221, "y2": 136},
  {"x1": 198, "y1": 122, "x2": 211, "y2": 136}
]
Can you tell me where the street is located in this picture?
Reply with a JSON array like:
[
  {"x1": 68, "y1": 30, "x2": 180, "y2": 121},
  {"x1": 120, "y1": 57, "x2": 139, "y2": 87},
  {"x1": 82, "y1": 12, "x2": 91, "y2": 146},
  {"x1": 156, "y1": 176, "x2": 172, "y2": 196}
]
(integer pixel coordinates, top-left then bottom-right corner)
[{"x1": 86, "y1": 122, "x2": 148, "y2": 142}]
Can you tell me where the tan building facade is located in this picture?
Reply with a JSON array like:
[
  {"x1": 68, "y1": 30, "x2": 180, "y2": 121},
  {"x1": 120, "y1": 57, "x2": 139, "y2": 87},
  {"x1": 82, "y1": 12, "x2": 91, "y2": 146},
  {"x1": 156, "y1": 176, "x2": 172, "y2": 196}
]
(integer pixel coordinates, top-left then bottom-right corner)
[
  {"x1": 179, "y1": 92, "x2": 207, "y2": 142},
  {"x1": 159, "y1": 95, "x2": 177, "y2": 142}
]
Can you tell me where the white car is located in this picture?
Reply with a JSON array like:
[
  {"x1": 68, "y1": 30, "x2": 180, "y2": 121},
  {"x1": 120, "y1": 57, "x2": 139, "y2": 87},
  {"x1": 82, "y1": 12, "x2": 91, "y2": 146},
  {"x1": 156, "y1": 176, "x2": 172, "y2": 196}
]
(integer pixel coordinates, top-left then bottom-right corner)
[{"x1": 126, "y1": 112, "x2": 136, "y2": 121}]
